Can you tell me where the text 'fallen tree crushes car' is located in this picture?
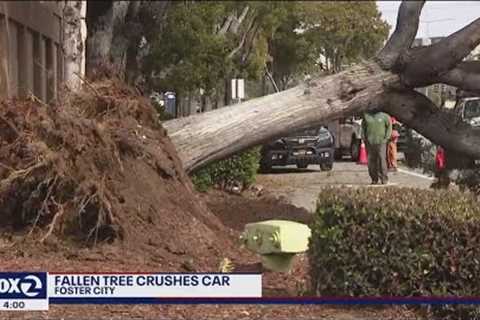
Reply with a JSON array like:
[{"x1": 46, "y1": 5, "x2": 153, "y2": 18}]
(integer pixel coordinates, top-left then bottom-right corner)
[{"x1": 259, "y1": 127, "x2": 335, "y2": 172}]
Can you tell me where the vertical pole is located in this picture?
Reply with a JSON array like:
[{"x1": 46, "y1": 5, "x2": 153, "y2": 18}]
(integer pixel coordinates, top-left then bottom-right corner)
[
  {"x1": 7, "y1": 20, "x2": 18, "y2": 97},
  {"x1": 0, "y1": 16, "x2": 9, "y2": 98}
]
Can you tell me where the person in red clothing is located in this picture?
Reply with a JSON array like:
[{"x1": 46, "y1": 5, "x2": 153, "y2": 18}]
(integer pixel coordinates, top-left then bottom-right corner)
[
  {"x1": 387, "y1": 116, "x2": 399, "y2": 171},
  {"x1": 433, "y1": 146, "x2": 451, "y2": 188}
]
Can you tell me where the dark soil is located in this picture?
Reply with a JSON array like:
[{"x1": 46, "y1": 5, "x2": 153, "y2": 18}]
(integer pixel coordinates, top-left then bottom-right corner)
[{"x1": 203, "y1": 189, "x2": 313, "y2": 231}]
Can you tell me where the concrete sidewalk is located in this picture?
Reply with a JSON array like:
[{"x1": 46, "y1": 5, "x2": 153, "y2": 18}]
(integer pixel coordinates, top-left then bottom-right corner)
[{"x1": 257, "y1": 161, "x2": 433, "y2": 211}]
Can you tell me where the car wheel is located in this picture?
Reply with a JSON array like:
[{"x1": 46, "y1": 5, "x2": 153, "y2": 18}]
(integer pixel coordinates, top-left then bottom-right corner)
[
  {"x1": 297, "y1": 163, "x2": 308, "y2": 169},
  {"x1": 320, "y1": 163, "x2": 333, "y2": 171},
  {"x1": 259, "y1": 162, "x2": 271, "y2": 173},
  {"x1": 350, "y1": 139, "x2": 361, "y2": 162},
  {"x1": 334, "y1": 149, "x2": 343, "y2": 160}
]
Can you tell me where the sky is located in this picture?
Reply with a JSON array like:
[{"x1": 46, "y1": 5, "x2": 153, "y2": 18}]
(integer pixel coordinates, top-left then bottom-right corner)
[{"x1": 377, "y1": 1, "x2": 480, "y2": 39}]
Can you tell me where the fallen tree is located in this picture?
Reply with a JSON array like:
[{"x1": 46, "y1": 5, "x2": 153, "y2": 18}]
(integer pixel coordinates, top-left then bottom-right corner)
[{"x1": 164, "y1": 1, "x2": 480, "y2": 173}]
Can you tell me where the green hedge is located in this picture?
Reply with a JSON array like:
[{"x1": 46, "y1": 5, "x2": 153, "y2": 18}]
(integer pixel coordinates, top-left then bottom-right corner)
[
  {"x1": 309, "y1": 187, "x2": 480, "y2": 319},
  {"x1": 191, "y1": 148, "x2": 260, "y2": 192}
]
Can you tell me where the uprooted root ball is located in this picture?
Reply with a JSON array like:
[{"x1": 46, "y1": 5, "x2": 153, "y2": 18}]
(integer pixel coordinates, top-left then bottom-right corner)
[{"x1": 0, "y1": 81, "x2": 212, "y2": 247}]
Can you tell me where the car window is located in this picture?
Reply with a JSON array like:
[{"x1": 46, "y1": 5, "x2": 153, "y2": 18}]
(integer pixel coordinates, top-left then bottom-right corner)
[
  {"x1": 463, "y1": 100, "x2": 480, "y2": 119},
  {"x1": 289, "y1": 128, "x2": 319, "y2": 136}
]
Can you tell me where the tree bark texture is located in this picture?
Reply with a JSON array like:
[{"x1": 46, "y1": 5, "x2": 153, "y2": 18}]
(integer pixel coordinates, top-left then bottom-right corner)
[
  {"x1": 86, "y1": 1, "x2": 170, "y2": 83},
  {"x1": 62, "y1": 1, "x2": 86, "y2": 91},
  {"x1": 165, "y1": 63, "x2": 397, "y2": 172}
]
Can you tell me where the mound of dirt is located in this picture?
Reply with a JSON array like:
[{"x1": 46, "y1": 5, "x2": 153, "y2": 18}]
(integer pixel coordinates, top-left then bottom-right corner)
[
  {"x1": 203, "y1": 189, "x2": 312, "y2": 231},
  {"x1": 0, "y1": 80, "x2": 236, "y2": 271}
]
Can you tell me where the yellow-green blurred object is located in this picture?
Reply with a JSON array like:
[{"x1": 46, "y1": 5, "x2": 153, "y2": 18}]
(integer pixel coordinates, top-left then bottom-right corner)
[
  {"x1": 218, "y1": 257, "x2": 235, "y2": 273},
  {"x1": 241, "y1": 220, "x2": 311, "y2": 254},
  {"x1": 240, "y1": 220, "x2": 311, "y2": 272}
]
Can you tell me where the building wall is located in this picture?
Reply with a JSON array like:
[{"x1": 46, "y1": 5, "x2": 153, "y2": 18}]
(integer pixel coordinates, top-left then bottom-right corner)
[{"x1": 0, "y1": 1, "x2": 63, "y2": 102}]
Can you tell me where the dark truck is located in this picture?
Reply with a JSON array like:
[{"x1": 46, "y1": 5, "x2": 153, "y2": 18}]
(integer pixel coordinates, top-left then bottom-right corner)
[{"x1": 259, "y1": 127, "x2": 335, "y2": 172}]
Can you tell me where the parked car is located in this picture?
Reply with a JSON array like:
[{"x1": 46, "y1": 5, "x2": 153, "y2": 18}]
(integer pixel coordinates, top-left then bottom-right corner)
[
  {"x1": 327, "y1": 117, "x2": 362, "y2": 161},
  {"x1": 259, "y1": 127, "x2": 335, "y2": 172},
  {"x1": 442, "y1": 96, "x2": 480, "y2": 169},
  {"x1": 396, "y1": 122, "x2": 409, "y2": 153}
]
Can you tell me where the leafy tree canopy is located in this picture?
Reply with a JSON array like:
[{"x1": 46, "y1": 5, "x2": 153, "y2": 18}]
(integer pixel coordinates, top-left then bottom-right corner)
[
  {"x1": 145, "y1": 1, "x2": 389, "y2": 98},
  {"x1": 299, "y1": 1, "x2": 390, "y2": 72}
]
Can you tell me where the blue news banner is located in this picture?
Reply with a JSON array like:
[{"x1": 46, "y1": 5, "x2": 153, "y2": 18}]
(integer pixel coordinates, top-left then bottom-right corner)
[{"x1": 0, "y1": 272, "x2": 262, "y2": 311}]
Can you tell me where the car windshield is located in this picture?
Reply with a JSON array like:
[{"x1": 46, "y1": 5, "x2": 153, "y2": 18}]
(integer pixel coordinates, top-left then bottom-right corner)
[
  {"x1": 289, "y1": 128, "x2": 320, "y2": 137},
  {"x1": 464, "y1": 100, "x2": 480, "y2": 119}
]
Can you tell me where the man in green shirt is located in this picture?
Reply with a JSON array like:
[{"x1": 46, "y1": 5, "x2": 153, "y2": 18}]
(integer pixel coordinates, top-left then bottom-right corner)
[{"x1": 361, "y1": 109, "x2": 392, "y2": 185}]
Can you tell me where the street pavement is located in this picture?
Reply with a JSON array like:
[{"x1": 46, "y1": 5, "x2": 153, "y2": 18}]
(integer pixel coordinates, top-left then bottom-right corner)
[{"x1": 256, "y1": 160, "x2": 434, "y2": 212}]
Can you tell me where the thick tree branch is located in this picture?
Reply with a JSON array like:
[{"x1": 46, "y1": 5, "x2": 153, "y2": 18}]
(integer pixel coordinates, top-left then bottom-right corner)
[
  {"x1": 437, "y1": 61, "x2": 480, "y2": 95},
  {"x1": 376, "y1": 1, "x2": 425, "y2": 71},
  {"x1": 165, "y1": 62, "x2": 398, "y2": 172},
  {"x1": 380, "y1": 90, "x2": 480, "y2": 159},
  {"x1": 240, "y1": 22, "x2": 260, "y2": 64},
  {"x1": 230, "y1": 6, "x2": 250, "y2": 34},
  {"x1": 227, "y1": 16, "x2": 257, "y2": 59},
  {"x1": 401, "y1": 17, "x2": 480, "y2": 87},
  {"x1": 265, "y1": 68, "x2": 280, "y2": 93},
  {"x1": 218, "y1": 6, "x2": 250, "y2": 36},
  {"x1": 218, "y1": 14, "x2": 235, "y2": 35}
]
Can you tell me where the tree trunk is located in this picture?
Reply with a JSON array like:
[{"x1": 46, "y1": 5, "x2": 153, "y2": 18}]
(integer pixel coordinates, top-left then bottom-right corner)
[
  {"x1": 62, "y1": 1, "x2": 86, "y2": 91},
  {"x1": 224, "y1": 78, "x2": 232, "y2": 106},
  {"x1": 165, "y1": 62, "x2": 398, "y2": 172},
  {"x1": 85, "y1": 1, "x2": 170, "y2": 82},
  {"x1": 86, "y1": 2, "x2": 130, "y2": 78}
]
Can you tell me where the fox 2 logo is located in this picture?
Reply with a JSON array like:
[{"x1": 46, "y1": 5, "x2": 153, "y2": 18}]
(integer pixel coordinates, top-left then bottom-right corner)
[{"x1": 0, "y1": 273, "x2": 47, "y2": 299}]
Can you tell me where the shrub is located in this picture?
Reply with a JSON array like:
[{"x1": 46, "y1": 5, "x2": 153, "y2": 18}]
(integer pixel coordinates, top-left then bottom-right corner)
[
  {"x1": 309, "y1": 187, "x2": 480, "y2": 319},
  {"x1": 455, "y1": 169, "x2": 480, "y2": 195},
  {"x1": 191, "y1": 148, "x2": 260, "y2": 192}
]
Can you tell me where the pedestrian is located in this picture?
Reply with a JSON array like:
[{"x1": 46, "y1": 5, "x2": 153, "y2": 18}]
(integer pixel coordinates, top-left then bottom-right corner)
[
  {"x1": 361, "y1": 109, "x2": 392, "y2": 185},
  {"x1": 433, "y1": 146, "x2": 451, "y2": 188},
  {"x1": 387, "y1": 116, "x2": 399, "y2": 172}
]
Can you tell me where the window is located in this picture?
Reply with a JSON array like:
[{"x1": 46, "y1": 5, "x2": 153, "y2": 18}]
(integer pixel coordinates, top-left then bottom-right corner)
[
  {"x1": 289, "y1": 128, "x2": 319, "y2": 137},
  {"x1": 463, "y1": 100, "x2": 480, "y2": 119}
]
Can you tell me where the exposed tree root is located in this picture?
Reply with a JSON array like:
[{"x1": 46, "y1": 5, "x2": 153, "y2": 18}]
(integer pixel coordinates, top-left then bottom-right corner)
[
  {"x1": 0, "y1": 158, "x2": 54, "y2": 194},
  {"x1": 40, "y1": 199, "x2": 64, "y2": 243},
  {"x1": 26, "y1": 174, "x2": 59, "y2": 238}
]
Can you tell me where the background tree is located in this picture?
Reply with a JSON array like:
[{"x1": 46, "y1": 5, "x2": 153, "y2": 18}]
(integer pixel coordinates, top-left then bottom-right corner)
[
  {"x1": 300, "y1": 1, "x2": 390, "y2": 73},
  {"x1": 267, "y1": 9, "x2": 316, "y2": 91},
  {"x1": 266, "y1": 1, "x2": 389, "y2": 92},
  {"x1": 144, "y1": 1, "x2": 292, "y2": 114},
  {"x1": 85, "y1": 1, "x2": 170, "y2": 83}
]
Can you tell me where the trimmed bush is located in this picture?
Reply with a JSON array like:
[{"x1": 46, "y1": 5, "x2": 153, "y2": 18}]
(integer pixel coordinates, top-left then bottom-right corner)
[
  {"x1": 191, "y1": 148, "x2": 260, "y2": 192},
  {"x1": 309, "y1": 187, "x2": 480, "y2": 319},
  {"x1": 456, "y1": 169, "x2": 480, "y2": 195}
]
